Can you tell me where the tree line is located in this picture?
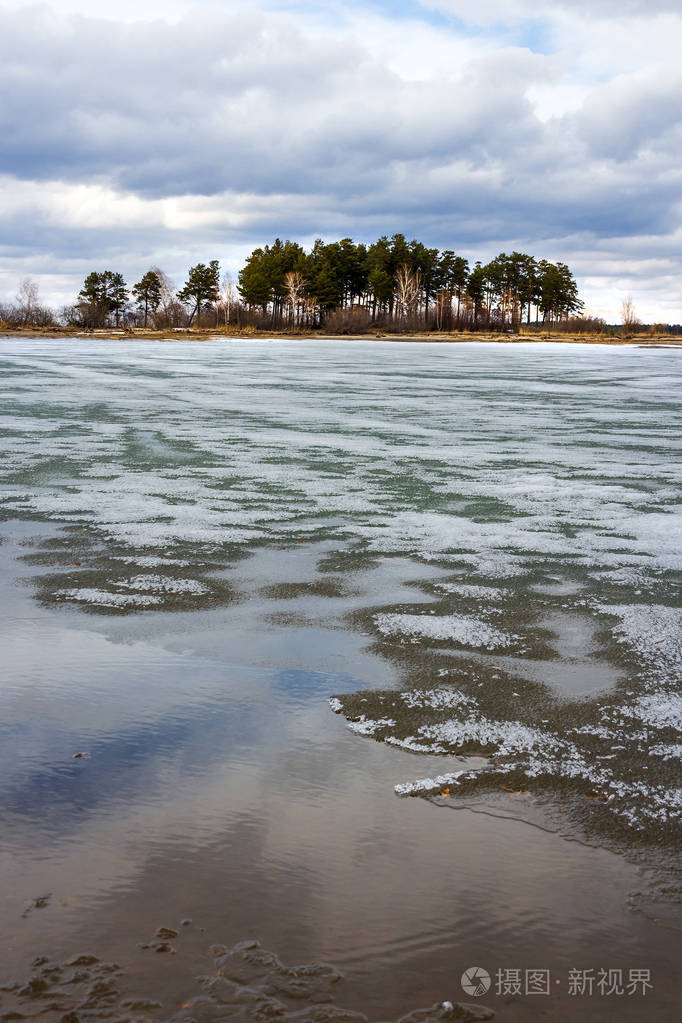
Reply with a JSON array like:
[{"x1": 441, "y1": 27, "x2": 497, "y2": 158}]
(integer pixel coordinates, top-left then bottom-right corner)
[
  {"x1": 2, "y1": 235, "x2": 672, "y2": 333},
  {"x1": 60, "y1": 263, "x2": 224, "y2": 330},
  {"x1": 237, "y1": 236, "x2": 584, "y2": 331},
  {"x1": 0, "y1": 264, "x2": 225, "y2": 331},
  {"x1": 57, "y1": 240, "x2": 582, "y2": 331}
]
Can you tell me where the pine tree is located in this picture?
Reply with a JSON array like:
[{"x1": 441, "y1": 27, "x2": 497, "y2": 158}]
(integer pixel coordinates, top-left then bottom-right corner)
[
  {"x1": 132, "y1": 271, "x2": 162, "y2": 327},
  {"x1": 78, "y1": 270, "x2": 128, "y2": 327},
  {"x1": 109, "y1": 272, "x2": 128, "y2": 327},
  {"x1": 178, "y1": 261, "x2": 220, "y2": 325}
]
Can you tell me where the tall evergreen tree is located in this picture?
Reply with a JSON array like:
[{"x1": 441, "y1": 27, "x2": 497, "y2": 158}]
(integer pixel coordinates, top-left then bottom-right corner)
[
  {"x1": 178, "y1": 261, "x2": 220, "y2": 325},
  {"x1": 238, "y1": 248, "x2": 272, "y2": 311},
  {"x1": 109, "y1": 272, "x2": 128, "y2": 327},
  {"x1": 366, "y1": 237, "x2": 393, "y2": 316},
  {"x1": 466, "y1": 262, "x2": 487, "y2": 326},
  {"x1": 132, "y1": 270, "x2": 162, "y2": 327},
  {"x1": 78, "y1": 270, "x2": 128, "y2": 327}
]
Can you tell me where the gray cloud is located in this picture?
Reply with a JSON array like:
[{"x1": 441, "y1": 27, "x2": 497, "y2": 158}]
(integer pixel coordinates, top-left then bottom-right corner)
[
  {"x1": 575, "y1": 72, "x2": 682, "y2": 161},
  {"x1": 0, "y1": 1, "x2": 680, "y2": 321}
]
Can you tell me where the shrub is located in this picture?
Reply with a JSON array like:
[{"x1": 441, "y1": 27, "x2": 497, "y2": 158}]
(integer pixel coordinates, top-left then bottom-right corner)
[{"x1": 323, "y1": 307, "x2": 372, "y2": 334}]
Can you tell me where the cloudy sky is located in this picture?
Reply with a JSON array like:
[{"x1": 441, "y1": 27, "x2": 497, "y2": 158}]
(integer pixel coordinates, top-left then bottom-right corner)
[{"x1": 1, "y1": 0, "x2": 681, "y2": 321}]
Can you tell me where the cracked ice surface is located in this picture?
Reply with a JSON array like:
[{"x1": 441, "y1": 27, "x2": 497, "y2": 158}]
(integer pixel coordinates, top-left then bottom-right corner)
[{"x1": 0, "y1": 340, "x2": 679, "y2": 573}]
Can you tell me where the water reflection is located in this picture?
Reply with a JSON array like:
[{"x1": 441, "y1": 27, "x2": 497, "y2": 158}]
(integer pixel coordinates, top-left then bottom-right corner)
[{"x1": 0, "y1": 521, "x2": 679, "y2": 1022}]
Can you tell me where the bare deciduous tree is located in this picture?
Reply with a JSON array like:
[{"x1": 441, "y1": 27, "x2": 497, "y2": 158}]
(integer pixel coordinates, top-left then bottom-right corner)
[
  {"x1": 151, "y1": 267, "x2": 186, "y2": 328},
  {"x1": 219, "y1": 273, "x2": 238, "y2": 326},
  {"x1": 302, "y1": 294, "x2": 319, "y2": 328},
  {"x1": 284, "y1": 271, "x2": 306, "y2": 327},
  {"x1": 16, "y1": 277, "x2": 40, "y2": 324},
  {"x1": 394, "y1": 265, "x2": 421, "y2": 321},
  {"x1": 621, "y1": 296, "x2": 640, "y2": 329}
]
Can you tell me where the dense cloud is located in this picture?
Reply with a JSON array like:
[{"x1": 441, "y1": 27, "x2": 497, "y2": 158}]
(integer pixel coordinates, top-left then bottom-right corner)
[{"x1": 0, "y1": 0, "x2": 680, "y2": 320}]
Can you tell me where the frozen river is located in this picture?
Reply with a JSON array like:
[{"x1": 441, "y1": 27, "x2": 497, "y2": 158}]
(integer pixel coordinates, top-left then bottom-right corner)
[{"x1": 0, "y1": 338, "x2": 680, "y2": 1022}]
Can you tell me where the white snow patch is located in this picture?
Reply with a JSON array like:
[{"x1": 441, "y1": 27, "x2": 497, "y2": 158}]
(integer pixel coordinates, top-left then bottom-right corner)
[
  {"x1": 54, "y1": 588, "x2": 162, "y2": 608},
  {"x1": 375, "y1": 612, "x2": 512, "y2": 649},
  {"x1": 347, "y1": 715, "x2": 396, "y2": 736},
  {"x1": 436, "y1": 583, "x2": 508, "y2": 600},
  {"x1": 395, "y1": 770, "x2": 472, "y2": 796},
  {"x1": 626, "y1": 693, "x2": 682, "y2": 732},
  {"x1": 116, "y1": 574, "x2": 209, "y2": 595},
  {"x1": 398, "y1": 688, "x2": 474, "y2": 711},
  {"x1": 594, "y1": 603, "x2": 682, "y2": 679},
  {"x1": 650, "y1": 744, "x2": 682, "y2": 761},
  {"x1": 112, "y1": 555, "x2": 192, "y2": 568}
]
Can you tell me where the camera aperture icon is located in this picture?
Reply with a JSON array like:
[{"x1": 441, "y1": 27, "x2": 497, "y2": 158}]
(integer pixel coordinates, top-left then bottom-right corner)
[{"x1": 461, "y1": 967, "x2": 492, "y2": 997}]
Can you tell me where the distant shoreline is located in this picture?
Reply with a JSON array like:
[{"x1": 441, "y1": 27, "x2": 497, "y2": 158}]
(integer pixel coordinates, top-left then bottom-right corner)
[{"x1": 0, "y1": 327, "x2": 680, "y2": 347}]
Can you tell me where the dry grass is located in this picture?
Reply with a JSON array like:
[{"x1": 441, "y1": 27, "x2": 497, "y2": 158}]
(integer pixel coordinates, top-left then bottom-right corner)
[{"x1": 1, "y1": 324, "x2": 680, "y2": 345}]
